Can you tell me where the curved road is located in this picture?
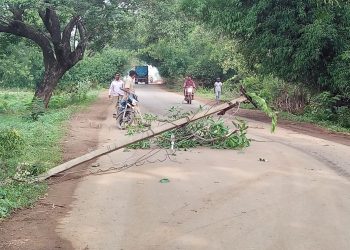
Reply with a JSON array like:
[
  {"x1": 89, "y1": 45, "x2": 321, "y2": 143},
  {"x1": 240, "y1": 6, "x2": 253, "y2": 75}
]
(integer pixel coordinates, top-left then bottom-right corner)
[{"x1": 58, "y1": 85, "x2": 350, "y2": 250}]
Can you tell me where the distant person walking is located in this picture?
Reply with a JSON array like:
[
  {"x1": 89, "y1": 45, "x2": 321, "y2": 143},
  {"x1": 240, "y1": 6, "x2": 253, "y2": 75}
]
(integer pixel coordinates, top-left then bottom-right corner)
[
  {"x1": 214, "y1": 78, "x2": 223, "y2": 104},
  {"x1": 109, "y1": 73, "x2": 124, "y2": 114}
]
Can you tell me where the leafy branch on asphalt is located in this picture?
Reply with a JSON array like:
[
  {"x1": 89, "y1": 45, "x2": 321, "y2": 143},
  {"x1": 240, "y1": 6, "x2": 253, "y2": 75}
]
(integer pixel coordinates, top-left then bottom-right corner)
[{"x1": 127, "y1": 107, "x2": 250, "y2": 150}]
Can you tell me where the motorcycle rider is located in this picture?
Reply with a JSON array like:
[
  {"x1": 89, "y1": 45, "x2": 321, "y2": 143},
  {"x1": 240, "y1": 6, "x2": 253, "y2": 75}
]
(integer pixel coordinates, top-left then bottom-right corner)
[
  {"x1": 119, "y1": 70, "x2": 143, "y2": 124},
  {"x1": 183, "y1": 75, "x2": 196, "y2": 100},
  {"x1": 123, "y1": 70, "x2": 137, "y2": 96}
]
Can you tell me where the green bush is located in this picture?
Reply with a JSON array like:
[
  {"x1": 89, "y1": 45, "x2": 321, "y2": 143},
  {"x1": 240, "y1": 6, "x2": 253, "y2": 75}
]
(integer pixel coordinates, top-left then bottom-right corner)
[
  {"x1": 50, "y1": 80, "x2": 96, "y2": 109},
  {"x1": 48, "y1": 94, "x2": 71, "y2": 109},
  {"x1": 0, "y1": 183, "x2": 46, "y2": 218},
  {"x1": 0, "y1": 190, "x2": 14, "y2": 218},
  {"x1": 0, "y1": 99, "x2": 9, "y2": 113},
  {"x1": 336, "y1": 106, "x2": 350, "y2": 128},
  {"x1": 241, "y1": 75, "x2": 274, "y2": 104},
  {"x1": 0, "y1": 128, "x2": 24, "y2": 160},
  {"x1": 304, "y1": 92, "x2": 338, "y2": 121},
  {"x1": 0, "y1": 91, "x2": 33, "y2": 115},
  {"x1": 69, "y1": 80, "x2": 95, "y2": 103},
  {"x1": 25, "y1": 98, "x2": 45, "y2": 121}
]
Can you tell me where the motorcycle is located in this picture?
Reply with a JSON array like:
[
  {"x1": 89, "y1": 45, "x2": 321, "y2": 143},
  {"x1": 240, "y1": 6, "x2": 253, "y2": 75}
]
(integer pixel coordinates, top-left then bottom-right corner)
[
  {"x1": 184, "y1": 86, "x2": 194, "y2": 104},
  {"x1": 115, "y1": 93, "x2": 139, "y2": 129}
]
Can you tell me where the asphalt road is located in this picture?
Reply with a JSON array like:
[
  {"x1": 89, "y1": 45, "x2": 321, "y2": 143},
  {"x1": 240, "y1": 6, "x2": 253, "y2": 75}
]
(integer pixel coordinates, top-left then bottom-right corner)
[{"x1": 57, "y1": 85, "x2": 350, "y2": 250}]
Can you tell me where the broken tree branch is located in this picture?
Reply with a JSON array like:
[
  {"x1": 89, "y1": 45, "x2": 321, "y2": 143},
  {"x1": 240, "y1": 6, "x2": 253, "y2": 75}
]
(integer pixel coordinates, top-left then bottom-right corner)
[{"x1": 37, "y1": 96, "x2": 247, "y2": 181}]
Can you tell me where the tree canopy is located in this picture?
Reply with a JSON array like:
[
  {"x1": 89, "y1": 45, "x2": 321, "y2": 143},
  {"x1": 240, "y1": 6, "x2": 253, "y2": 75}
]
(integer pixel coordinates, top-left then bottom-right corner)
[
  {"x1": 181, "y1": 0, "x2": 350, "y2": 99},
  {"x1": 0, "y1": 0, "x2": 134, "y2": 106}
]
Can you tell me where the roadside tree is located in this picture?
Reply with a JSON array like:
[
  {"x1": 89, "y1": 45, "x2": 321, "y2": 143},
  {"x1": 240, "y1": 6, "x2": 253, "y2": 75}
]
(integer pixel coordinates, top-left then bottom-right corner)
[{"x1": 0, "y1": 1, "x2": 134, "y2": 107}]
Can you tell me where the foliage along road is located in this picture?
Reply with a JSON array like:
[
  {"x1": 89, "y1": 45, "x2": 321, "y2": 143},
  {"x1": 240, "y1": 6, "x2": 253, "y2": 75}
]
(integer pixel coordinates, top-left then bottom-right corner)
[{"x1": 57, "y1": 85, "x2": 350, "y2": 250}]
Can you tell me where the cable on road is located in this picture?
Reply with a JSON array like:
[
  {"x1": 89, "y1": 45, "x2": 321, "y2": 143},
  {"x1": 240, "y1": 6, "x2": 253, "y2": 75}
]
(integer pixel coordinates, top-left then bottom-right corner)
[{"x1": 47, "y1": 148, "x2": 177, "y2": 185}]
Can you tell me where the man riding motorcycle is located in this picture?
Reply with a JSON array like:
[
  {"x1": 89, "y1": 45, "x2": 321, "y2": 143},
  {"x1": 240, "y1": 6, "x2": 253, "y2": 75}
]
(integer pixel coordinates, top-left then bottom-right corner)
[{"x1": 183, "y1": 75, "x2": 196, "y2": 100}]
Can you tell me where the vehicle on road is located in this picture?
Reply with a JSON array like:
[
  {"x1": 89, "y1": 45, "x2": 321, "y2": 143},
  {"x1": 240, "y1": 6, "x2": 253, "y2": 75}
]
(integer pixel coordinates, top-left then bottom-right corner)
[
  {"x1": 135, "y1": 66, "x2": 149, "y2": 84},
  {"x1": 116, "y1": 93, "x2": 140, "y2": 129},
  {"x1": 184, "y1": 86, "x2": 194, "y2": 104}
]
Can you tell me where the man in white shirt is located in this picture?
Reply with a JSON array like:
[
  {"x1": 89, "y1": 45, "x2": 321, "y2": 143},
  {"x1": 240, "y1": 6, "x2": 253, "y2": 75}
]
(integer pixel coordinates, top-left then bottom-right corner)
[
  {"x1": 214, "y1": 77, "x2": 223, "y2": 104},
  {"x1": 109, "y1": 73, "x2": 124, "y2": 115}
]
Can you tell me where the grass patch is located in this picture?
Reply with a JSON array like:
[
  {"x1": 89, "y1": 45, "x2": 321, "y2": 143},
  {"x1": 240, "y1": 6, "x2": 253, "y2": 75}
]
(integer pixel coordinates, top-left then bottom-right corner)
[
  {"x1": 0, "y1": 89, "x2": 99, "y2": 218},
  {"x1": 0, "y1": 91, "x2": 33, "y2": 114},
  {"x1": 0, "y1": 182, "x2": 47, "y2": 218},
  {"x1": 195, "y1": 87, "x2": 215, "y2": 100}
]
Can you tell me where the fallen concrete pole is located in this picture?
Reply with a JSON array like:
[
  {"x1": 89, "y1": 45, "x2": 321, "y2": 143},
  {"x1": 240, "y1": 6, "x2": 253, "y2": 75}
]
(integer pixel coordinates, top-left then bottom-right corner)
[{"x1": 37, "y1": 96, "x2": 247, "y2": 181}]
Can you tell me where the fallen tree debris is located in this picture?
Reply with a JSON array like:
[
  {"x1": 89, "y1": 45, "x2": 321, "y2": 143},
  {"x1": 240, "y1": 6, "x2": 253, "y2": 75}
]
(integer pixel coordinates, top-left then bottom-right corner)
[{"x1": 37, "y1": 96, "x2": 247, "y2": 181}]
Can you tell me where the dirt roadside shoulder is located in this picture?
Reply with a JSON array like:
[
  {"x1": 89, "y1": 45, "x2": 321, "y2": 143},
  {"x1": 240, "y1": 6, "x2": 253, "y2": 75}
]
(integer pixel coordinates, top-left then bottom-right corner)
[{"x1": 0, "y1": 93, "x2": 110, "y2": 250}]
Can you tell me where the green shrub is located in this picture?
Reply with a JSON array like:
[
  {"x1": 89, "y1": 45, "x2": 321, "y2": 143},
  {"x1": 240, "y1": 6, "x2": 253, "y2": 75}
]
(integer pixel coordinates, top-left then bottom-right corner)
[
  {"x1": 241, "y1": 75, "x2": 309, "y2": 113},
  {"x1": 24, "y1": 98, "x2": 45, "y2": 121},
  {"x1": 304, "y1": 92, "x2": 339, "y2": 121},
  {"x1": 336, "y1": 106, "x2": 350, "y2": 128},
  {"x1": 0, "y1": 190, "x2": 14, "y2": 218},
  {"x1": 0, "y1": 183, "x2": 46, "y2": 218},
  {"x1": 195, "y1": 87, "x2": 214, "y2": 99},
  {"x1": 49, "y1": 81, "x2": 100, "y2": 109},
  {"x1": 0, "y1": 99, "x2": 9, "y2": 113},
  {"x1": 49, "y1": 94, "x2": 71, "y2": 109},
  {"x1": 241, "y1": 75, "x2": 279, "y2": 105},
  {"x1": 69, "y1": 80, "x2": 95, "y2": 103},
  {"x1": 0, "y1": 91, "x2": 33, "y2": 115},
  {"x1": 0, "y1": 128, "x2": 24, "y2": 160}
]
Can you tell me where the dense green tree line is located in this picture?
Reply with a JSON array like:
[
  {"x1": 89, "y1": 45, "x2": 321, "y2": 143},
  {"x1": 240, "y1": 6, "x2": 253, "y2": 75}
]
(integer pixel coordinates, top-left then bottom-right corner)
[
  {"x1": 0, "y1": 0, "x2": 349, "y2": 127},
  {"x1": 181, "y1": 0, "x2": 350, "y2": 100},
  {"x1": 108, "y1": 0, "x2": 234, "y2": 85}
]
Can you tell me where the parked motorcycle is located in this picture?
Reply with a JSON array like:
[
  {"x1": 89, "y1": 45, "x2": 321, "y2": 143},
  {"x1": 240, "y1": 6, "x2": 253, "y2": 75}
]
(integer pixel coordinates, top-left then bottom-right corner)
[
  {"x1": 184, "y1": 86, "x2": 194, "y2": 104},
  {"x1": 116, "y1": 93, "x2": 139, "y2": 129}
]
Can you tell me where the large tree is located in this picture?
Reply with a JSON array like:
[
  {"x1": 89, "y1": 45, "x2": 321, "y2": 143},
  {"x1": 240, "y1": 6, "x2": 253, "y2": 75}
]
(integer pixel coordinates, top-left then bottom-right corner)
[
  {"x1": 0, "y1": 1, "x2": 134, "y2": 107},
  {"x1": 0, "y1": 1, "x2": 88, "y2": 107}
]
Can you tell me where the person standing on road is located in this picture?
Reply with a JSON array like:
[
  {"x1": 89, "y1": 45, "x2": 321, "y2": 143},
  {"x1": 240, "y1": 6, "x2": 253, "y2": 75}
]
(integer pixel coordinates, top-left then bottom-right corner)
[
  {"x1": 109, "y1": 73, "x2": 124, "y2": 116},
  {"x1": 214, "y1": 77, "x2": 223, "y2": 104}
]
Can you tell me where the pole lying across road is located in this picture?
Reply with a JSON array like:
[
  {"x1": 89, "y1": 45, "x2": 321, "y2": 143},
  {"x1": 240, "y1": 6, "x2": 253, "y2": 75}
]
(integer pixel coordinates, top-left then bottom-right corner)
[{"x1": 37, "y1": 96, "x2": 247, "y2": 181}]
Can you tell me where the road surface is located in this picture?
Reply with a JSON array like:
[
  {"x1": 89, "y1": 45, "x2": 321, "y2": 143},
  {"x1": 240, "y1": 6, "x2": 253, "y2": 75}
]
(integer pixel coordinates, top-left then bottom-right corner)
[{"x1": 57, "y1": 85, "x2": 350, "y2": 250}]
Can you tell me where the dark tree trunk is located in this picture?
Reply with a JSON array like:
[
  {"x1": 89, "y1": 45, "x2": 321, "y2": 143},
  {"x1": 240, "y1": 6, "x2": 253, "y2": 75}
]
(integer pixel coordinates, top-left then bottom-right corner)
[
  {"x1": 34, "y1": 65, "x2": 65, "y2": 108},
  {"x1": 0, "y1": 6, "x2": 87, "y2": 108}
]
